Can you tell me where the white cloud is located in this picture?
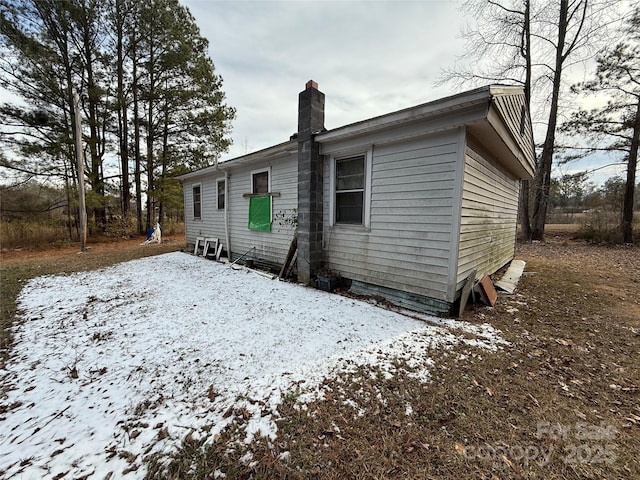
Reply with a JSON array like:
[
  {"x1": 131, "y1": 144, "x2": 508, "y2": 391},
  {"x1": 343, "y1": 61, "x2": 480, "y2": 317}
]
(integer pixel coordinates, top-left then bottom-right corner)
[
  {"x1": 182, "y1": 0, "x2": 637, "y2": 188},
  {"x1": 184, "y1": 0, "x2": 465, "y2": 158},
  {"x1": 2, "y1": 0, "x2": 633, "y2": 186}
]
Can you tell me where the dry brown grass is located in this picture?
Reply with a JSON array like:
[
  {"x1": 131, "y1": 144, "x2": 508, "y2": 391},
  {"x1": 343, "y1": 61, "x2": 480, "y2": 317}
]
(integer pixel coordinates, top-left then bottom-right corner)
[
  {"x1": 150, "y1": 235, "x2": 640, "y2": 479},
  {"x1": 1, "y1": 230, "x2": 639, "y2": 479}
]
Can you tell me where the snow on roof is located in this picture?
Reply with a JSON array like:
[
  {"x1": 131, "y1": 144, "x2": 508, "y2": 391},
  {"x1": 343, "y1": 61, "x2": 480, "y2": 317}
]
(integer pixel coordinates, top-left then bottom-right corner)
[{"x1": 0, "y1": 252, "x2": 506, "y2": 479}]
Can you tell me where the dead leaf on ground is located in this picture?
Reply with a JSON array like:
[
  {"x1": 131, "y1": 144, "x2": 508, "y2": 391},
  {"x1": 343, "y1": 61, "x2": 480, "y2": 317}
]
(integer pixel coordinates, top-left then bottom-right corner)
[
  {"x1": 501, "y1": 454, "x2": 515, "y2": 470},
  {"x1": 207, "y1": 384, "x2": 216, "y2": 401}
]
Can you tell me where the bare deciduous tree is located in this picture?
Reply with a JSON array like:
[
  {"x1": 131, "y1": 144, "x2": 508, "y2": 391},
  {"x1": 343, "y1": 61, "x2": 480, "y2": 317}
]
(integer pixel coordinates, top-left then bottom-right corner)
[{"x1": 440, "y1": 0, "x2": 623, "y2": 241}]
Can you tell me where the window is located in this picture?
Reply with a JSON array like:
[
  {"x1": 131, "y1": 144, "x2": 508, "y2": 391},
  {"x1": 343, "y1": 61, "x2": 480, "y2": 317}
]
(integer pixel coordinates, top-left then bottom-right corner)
[
  {"x1": 248, "y1": 168, "x2": 272, "y2": 231},
  {"x1": 217, "y1": 179, "x2": 225, "y2": 210},
  {"x1": 335, "y1": 155, "x2": 365, "y2": 224},
  {"x1": 252, "y1": 170, "x2": 269, "y2": 194},
  {"x1": 192, "y1": 184, "x2": 201, "y2": 219}
]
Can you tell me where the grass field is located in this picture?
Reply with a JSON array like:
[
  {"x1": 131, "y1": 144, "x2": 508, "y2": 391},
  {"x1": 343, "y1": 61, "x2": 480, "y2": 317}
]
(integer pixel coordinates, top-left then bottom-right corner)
[{"x1": 1, "y1": 232, "x2": 639, "y2": 479}]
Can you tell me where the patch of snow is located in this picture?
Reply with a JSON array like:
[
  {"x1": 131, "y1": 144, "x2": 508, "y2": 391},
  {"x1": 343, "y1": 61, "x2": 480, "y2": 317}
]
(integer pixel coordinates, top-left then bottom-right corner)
[
  {"x1": 277, "y1": 451, "x2": 290, "y2": 462},
  {"x1": 0, "y1": 252, "x2": 506, "y2": 479},
  {"x1": 238, "y1": 451, "x2": 253, "y2": 465}
]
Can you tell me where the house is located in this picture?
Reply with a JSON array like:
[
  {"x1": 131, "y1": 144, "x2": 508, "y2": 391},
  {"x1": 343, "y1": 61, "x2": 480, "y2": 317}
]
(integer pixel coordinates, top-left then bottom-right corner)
[{"x1": 178, "y1": 81, "x2": 535, "y2": 315}]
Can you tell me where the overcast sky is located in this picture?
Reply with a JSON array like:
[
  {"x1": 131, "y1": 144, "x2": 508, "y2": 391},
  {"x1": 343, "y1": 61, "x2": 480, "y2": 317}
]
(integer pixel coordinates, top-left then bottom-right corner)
[
  {"x1": 183, "y1": 0, "x2": 465, "y2": 157},
  {"x1": 0, "y1": 0, "x2": 629, "y2": 186},
  {"x1": 182, "y1": 0, "x2": 632, "y2": 185}
]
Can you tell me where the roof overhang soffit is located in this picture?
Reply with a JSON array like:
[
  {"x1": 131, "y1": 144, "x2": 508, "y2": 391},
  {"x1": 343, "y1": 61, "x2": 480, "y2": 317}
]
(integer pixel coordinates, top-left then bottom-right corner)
[{"x1": 469, "y1": 101, "x2": 535, "y2": 179}]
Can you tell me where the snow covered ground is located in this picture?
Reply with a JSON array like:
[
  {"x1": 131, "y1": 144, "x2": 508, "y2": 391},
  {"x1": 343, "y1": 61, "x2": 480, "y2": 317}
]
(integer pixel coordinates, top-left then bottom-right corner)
[{"x1": 0, "y1": 252, "x2": 506, "y2": 479}]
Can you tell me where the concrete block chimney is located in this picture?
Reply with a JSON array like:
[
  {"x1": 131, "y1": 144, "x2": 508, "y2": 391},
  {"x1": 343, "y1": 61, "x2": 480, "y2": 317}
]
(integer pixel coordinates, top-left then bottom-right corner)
[{"x1": 297, "y1": 80, "x2": 325, "y2": 284}]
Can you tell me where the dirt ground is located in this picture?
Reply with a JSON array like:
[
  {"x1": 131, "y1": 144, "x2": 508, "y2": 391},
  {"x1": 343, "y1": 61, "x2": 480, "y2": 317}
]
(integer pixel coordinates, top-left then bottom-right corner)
[
  {"x1": 1, "y1": 230, "x2": 639, "y2": 479},
  {"x1": 0, "y1": 234, "x2": 185, "y2": 265}
]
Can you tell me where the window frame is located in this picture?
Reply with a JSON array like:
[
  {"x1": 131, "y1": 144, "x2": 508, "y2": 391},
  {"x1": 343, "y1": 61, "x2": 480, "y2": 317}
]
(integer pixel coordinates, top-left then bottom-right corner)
[
  {"x1": 216, "y1": 178, "x2": 226, "y2": 210},
  {"x1": 192, "y1": 183, "x2": 202, "y2": 220},
  {"x1": 250, "y1": 167, "x2": 271, "y2": 194},
  {"x1": 329, "y1": 148, "x2": 372, "y2": 228}
]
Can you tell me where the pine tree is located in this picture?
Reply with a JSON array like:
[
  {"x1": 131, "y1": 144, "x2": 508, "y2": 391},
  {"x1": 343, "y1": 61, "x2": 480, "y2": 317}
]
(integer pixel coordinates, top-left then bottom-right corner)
[
  {"x1": 564, "y1": 7, "x2": 640, "y2": 243},
  {"x1": 1, "y1": 0, "x2": 235, "y2": 236}
]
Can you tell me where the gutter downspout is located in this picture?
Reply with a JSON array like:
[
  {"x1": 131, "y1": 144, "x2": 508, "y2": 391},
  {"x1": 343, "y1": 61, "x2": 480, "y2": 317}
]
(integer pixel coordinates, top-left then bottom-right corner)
[{"x1": 224, "y1": 169, "x2": 231, "y2": 261}]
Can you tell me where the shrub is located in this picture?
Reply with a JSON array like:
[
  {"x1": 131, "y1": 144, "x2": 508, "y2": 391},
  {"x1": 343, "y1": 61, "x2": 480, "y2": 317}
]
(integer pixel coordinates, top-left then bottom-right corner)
[
  {"x1": 577, "y1": 209, "x2": 639, "y2": 243},
  {"x1": 0, "y1": 219, "x2": 71, "y2": 249}
]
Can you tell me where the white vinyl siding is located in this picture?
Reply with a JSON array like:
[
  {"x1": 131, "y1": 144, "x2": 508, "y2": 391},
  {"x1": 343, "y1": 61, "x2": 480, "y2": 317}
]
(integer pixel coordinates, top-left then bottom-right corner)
[
  {"x1": 183, "y1": 147, "x2": 296, "y2": 265},
  {"x1": 323, "y1": 131, "x2": 460, "y2": 302},
  {"x1": 227, "y1": 155, "x2": 297, "y2": 265},
  {"x1": 456, "y1": 141, "x2": 519, "y2": 291},
  {"x1": 492, "y1": 94, "x2": 535, "y2": 170},
  {"x1": 183, "y1": 178, "x2": 226, "y2": 245}
]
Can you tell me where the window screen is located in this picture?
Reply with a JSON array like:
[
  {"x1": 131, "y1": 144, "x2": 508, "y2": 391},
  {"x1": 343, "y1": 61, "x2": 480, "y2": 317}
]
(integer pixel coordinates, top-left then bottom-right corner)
[
  {"x1": 335, "y1": 155, "x2": 365, "y2": 224},
  {"x1": 252, "y1": 171, "x2": 269, "y2": 194},
  {"x1": 217, "y1": 179, "x2": 225, "y2": 210},
  {"x1": 192, "y1": 185, "x2": 201, "y2": 219}
]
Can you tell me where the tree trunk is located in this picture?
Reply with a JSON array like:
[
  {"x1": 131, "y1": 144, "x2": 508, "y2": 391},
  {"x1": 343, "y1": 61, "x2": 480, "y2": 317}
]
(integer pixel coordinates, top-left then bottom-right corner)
[
  {"x1": 518, "y1": 0, "x2": 532, "y2": 241},
  {"x1": 116, "y1": 0, "x2": 130, "y2": 219},
  {"x1": 79, "y1": 5, "x2": 106, "y2": 230},
  {"x1": 158, "y1": 103, "x2": 170, "y2": 227},
  {"x1": 622, "y1": 99, "x2": 640, "y2": 243},
  {"x1": 131, "y1": 33, "x2": 144, "y2": 236},
  {"x1": 519, "y1": 180, "x2": 532, "y2": 240},
  {"x1": 63, "y1": 159, "x2": 74, "y2": 241},
  {"x1": 145, "y1": 39, "x2": 155, "y2": 231},
  {"x1": 143, "y1": 1, "x2": 157, "y2": 232},
  {"x1": 531, "y1": 0, "x2": 569, "y2": 241}
]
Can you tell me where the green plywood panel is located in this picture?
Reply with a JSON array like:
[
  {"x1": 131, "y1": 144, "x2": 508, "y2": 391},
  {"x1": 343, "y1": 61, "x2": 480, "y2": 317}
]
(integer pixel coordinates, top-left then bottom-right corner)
[{"x1": 248, "y1": 196, "x2": 271, "y2": 232}]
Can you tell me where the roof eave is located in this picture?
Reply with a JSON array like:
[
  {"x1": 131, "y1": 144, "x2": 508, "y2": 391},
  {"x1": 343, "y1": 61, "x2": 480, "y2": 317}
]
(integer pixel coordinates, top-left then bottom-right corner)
[
  {"x1": 316, "y1": 86, "x2": 495, "y2": 144},
  {"x1": 176, "y1": 139, "x2": 298, "y2": 181}
]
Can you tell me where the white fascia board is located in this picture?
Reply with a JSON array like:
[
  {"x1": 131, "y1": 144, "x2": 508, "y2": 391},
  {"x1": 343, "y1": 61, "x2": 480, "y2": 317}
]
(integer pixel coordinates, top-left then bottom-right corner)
[
  {"x1": 176, "y1": 164, "x2": 219, "y2": 182},
  {"x1": 488, "y1": 85, "x2": 526, "y2": 97},
  {"x1": 176, "y1": 140, "x2": 297, "y2": 181}
]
